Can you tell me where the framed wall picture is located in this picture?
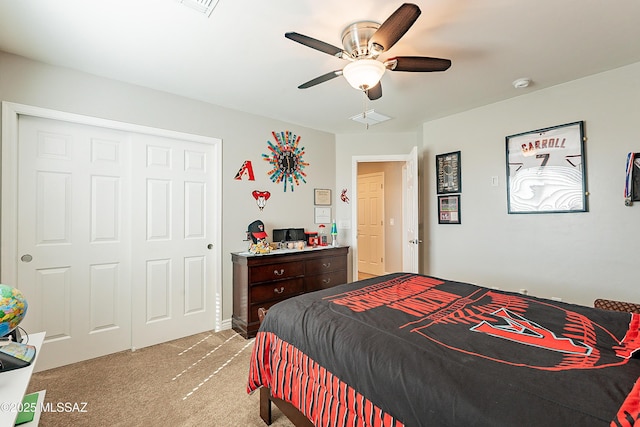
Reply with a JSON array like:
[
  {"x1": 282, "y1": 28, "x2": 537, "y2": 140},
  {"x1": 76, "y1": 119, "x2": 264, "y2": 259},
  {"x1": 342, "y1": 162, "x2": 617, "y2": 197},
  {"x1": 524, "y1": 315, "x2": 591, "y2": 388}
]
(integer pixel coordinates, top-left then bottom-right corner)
[
  {"x1": 632, "y1": 153, "x2": 640, "y2": 202},
  {"x1": 506, "y1": 121, "x2": 587, "y2": 214},
  {"x1": 314, "y1": 188, "x2": 331, "y2": 205},
  {"x1": 314, "y1": 207, "x2": 331, "y2": 224},
  {"x1": 436, "y1": 151, "x2": 461, "y2": 194},
  {"x1": 438, "y1": 195, "x2": 461, "y2": 224}
]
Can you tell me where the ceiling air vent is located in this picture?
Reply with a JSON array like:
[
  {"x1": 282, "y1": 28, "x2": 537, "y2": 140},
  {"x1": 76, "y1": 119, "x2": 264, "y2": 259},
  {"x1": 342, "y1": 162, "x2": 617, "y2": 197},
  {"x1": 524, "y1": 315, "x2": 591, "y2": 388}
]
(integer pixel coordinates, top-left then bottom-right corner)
[
  {"x1": 350, "y1": 110, "x2": 392, "y2": 126},
  {"x1": 177, "y1": 0, "x2": 220, "y2": 17}
]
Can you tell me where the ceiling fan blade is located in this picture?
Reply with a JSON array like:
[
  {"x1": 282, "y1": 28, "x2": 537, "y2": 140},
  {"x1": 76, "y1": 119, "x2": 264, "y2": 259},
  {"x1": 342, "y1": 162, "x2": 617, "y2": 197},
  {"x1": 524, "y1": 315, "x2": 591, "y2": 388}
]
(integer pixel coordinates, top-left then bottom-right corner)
[
  {"x1": 386, "y1": 56, "x2": 452, "y2": 72},
  {"x1": 369, "y1": 3, "x2": 421, "y2": 53},
  {"x1": 367, "y1": 82, "x2": 382, "y2": 100},
  {"x1": 285, "y1": 32, "x2": 346, "y2": 58},
  {"x1": 298, "y1": 70, "x2": 343, "y2": 89}
]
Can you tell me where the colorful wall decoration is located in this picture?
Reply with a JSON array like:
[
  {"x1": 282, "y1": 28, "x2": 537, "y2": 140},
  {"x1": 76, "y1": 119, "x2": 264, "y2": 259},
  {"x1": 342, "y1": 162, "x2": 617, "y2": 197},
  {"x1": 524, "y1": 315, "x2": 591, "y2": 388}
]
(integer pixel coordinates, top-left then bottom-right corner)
[
  {"x1": 340, "y1": 188, "x2": 350, "y2": 204},
  {"x1": 252, "y1": 190, "x2": 271, "y2": 211},
  {"x1": 262, "y1": 131, "x2": 308, "y2": 192},
  {"x1": 234, "y1": 160, "x2": 255, "y2": 181}
]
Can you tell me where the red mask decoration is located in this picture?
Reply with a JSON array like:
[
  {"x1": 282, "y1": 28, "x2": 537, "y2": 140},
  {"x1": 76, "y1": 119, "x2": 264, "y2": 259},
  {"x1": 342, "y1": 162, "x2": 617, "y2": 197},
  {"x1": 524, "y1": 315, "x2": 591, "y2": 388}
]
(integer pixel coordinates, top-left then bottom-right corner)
[{"x1": 252, "y1": 190, "x2": 271, "y2": 211}]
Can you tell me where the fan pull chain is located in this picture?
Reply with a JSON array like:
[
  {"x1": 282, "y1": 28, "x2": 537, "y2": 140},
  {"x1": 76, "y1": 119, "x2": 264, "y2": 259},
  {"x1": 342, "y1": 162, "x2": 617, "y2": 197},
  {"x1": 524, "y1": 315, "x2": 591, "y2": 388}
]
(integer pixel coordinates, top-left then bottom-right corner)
[{"x1": 362, "y1": 90, "x2": 369, "y2": 130}]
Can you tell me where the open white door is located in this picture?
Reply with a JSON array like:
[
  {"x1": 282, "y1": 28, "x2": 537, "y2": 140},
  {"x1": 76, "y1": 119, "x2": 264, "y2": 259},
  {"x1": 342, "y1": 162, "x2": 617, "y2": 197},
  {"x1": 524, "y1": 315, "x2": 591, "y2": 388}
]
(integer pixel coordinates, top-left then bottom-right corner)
[{"x1": 403, "y1": 147, "x2": 419, "y2": 273}]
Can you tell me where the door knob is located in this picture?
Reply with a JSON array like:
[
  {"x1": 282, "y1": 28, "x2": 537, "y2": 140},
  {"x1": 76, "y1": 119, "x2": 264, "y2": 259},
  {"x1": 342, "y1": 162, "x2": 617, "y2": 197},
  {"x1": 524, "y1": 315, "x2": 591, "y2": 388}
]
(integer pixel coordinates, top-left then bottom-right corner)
[
  {"x1": 207, "y1": 244, "x2": 213, "y2": 250},
  {"x1": 21, "y1": 254, "x2": 33, "y2": 263}
]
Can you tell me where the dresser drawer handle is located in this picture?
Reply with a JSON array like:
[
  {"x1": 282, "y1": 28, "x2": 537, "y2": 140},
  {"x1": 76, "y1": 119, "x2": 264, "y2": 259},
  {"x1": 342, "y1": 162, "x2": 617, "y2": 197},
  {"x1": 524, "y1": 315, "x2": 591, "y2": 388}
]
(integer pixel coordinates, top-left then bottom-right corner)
[
  {"x1": 322, "y1": 263, "x2": 331, "y2": 269},
  {"x1": 273, "y1": 269, "x2": 285, "y2": 276},
  {"x1": 322, "y1": 278, "x2": 331, "y2": 284},
  {"x1": 274, "y1": 286, "x2": 285, "y2": 294}
]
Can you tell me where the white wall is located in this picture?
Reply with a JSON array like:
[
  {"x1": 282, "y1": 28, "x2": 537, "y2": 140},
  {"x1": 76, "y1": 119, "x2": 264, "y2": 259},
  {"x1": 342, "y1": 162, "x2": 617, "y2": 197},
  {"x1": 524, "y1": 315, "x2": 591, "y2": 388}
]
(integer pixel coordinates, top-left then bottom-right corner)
[
  {"x1": 4, "y1": 49, "x2": 637, "y2": 323},
  {"x1": 422, "y1": 62, "x2": 640, "y2": 307},
  {"x1": 0, "y1": 51, "x2": 336, "y2": 322}
]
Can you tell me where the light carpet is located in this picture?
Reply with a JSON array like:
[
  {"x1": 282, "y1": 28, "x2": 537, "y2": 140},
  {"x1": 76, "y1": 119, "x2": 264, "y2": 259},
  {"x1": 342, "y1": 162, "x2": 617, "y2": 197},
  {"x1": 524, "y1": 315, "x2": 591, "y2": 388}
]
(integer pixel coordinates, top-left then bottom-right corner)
[{"x1": 27, "y1": 329, "x2": 293, "y2": 426}]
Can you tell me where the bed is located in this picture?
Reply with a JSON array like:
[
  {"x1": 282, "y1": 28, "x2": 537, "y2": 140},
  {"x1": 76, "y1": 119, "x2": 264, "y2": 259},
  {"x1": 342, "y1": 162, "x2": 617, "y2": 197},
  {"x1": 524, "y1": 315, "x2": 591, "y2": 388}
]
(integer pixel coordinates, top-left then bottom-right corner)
[{"x1": 247, "y1": 272, "x2": 640, "y2": 426}]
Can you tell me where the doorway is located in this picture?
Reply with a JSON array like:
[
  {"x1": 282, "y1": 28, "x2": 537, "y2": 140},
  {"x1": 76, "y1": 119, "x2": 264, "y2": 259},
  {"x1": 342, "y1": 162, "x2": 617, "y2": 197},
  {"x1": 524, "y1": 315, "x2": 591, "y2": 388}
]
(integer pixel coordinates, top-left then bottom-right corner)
[
  {"x1": 357, "y1": 172, "x2": 385, "y2": 277},
  {"x1": 351, "y1": 147, "x2": 419, "y2": 282}
]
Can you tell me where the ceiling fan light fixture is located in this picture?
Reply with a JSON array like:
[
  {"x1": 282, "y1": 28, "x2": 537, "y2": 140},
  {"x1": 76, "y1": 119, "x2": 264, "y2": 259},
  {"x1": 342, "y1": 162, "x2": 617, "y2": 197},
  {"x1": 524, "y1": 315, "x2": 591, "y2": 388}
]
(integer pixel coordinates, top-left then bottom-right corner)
[{"x1": 343, "y1": 59, "x2": 386, "y2": 91}]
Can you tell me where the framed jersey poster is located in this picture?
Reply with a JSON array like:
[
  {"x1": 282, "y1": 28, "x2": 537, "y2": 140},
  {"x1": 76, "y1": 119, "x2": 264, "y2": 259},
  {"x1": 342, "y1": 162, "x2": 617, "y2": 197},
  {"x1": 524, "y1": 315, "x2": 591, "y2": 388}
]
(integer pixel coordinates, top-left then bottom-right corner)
[{"x1": 506, "y1": 121, "x2": 587, "y2": 214}]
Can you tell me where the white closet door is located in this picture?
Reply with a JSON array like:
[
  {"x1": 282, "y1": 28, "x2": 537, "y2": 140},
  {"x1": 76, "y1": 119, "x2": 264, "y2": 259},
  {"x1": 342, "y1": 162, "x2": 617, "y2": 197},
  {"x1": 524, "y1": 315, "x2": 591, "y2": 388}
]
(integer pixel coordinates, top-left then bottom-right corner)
[
  {"x1": 16, "y1": 116, "x2": 132, "y2": 370},
  {"x1": 130, "y1": 133, "x2": 216, "y2": 349},
  {"x1": 6, "y1": 108, "x2": 221, "y2": 370}
]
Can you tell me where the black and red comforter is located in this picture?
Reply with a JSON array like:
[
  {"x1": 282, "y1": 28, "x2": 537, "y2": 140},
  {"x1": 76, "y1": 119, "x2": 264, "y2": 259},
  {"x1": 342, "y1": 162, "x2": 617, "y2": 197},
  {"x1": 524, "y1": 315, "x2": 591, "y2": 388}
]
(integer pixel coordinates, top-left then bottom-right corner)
[{"x1": 248, "y1": 273, "x2": 640, "y2": 426}]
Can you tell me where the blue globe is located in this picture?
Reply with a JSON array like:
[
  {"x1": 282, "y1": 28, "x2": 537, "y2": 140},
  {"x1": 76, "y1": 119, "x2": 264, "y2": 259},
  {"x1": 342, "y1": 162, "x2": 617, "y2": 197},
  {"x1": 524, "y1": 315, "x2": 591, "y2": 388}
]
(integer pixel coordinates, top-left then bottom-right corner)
[{"x1": 0, "y1": 284, "x2": 28, "y2": 337}]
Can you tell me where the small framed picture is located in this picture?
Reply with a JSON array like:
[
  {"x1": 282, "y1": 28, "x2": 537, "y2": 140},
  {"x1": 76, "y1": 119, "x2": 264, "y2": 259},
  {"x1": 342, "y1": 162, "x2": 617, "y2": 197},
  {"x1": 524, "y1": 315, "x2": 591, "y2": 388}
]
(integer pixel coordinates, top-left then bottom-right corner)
[
  {"x1": 314, "y1": 188, "x2": 332, "y2": 206},
  {"x1": 438, "y1": 195, "x2": 461, "y2": 224},
  {"x1": 506, "y1": 121, "x2": 587, "y2": 214},
  {"x1": 314, "y1": 207, "x2": 331, "y2": 224},
  {"x1": 436, "y1": 151, "x2": 461, "y2": 194}
]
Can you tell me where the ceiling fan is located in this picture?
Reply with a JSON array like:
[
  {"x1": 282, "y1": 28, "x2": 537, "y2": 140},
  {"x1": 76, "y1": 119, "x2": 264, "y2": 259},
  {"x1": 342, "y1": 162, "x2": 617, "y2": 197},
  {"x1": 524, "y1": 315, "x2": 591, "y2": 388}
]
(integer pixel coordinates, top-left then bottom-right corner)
[{"x1": 285, "y1": 3, "x2": 451, "y2": 100}]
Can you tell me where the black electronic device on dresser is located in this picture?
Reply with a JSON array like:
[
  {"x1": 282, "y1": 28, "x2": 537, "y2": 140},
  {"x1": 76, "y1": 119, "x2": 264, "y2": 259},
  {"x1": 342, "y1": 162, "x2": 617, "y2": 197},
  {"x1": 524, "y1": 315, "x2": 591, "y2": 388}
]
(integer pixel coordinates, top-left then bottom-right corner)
[
  {"x1": 231, "y1": 246, "x2": 349, "y2": 339},
  {"x1": 272, "y1": 228, "x2": 305, "y2": 243}
]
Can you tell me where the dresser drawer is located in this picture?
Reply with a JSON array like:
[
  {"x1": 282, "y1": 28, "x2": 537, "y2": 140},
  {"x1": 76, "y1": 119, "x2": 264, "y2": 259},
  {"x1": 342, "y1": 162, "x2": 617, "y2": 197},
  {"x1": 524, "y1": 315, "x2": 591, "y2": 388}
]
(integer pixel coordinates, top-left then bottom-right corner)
[
  {"x1": 249, "y1": 299, "x2": 290, "y2": 324},
  {"x1": 249, "y1": 262, "x2": 304, "y2": 283},
  {"x1": 304, "y1": 255, "x2": 347, "y2": 275},
  {"x1": 250, "y1": 278, "x2": 304, "y2": 303},
  {"x1": 305, "y1": 270, "x2": 347, "y2": 292}
]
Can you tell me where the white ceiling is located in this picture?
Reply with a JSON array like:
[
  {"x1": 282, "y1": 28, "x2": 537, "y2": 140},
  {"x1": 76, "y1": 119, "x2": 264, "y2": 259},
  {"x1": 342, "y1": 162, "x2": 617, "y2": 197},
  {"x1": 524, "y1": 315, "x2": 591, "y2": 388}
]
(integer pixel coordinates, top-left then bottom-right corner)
[{"x1": 1, "y1": 0, "x2": 640, "y2": 134}]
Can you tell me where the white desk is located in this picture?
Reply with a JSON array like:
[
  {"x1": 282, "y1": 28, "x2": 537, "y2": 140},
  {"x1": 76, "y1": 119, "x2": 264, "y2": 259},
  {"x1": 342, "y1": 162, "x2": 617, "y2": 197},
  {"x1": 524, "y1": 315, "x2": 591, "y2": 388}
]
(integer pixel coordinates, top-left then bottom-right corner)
[{"x1": 0, "y1": 332, "x2": 45, "y2": 427}]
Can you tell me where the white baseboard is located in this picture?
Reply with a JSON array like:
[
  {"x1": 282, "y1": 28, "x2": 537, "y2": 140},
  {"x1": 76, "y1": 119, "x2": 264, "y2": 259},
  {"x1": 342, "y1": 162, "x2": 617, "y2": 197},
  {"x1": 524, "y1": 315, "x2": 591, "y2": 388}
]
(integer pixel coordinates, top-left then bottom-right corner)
[{"x1": 218, "y1": 318, "x2": 232, "y2": 331}]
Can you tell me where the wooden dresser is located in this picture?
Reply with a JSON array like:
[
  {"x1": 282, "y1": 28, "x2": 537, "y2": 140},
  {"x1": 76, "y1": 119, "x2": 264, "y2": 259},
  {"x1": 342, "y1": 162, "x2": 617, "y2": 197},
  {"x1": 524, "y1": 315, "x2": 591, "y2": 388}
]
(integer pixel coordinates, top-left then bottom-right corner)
[{"x1": 232, "y1": 246, "x2": 349, "y2": 338}]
